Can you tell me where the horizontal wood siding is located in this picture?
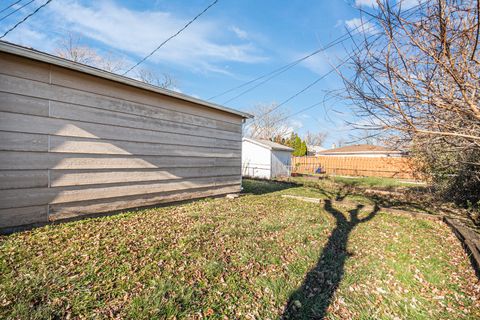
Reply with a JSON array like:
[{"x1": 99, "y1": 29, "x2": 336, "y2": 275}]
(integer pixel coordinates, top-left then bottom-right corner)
[{"x1": 0, "y1": 52, "x2": 244, "y2": 229}]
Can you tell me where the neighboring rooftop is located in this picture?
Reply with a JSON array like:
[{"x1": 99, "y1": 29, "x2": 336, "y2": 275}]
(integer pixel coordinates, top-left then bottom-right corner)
[
  {"x1": 307, "y1": 145, "x2": 326, "y2": 153},
  {"x1": 243, "y1": 137, "x2": 294, "y2": 151},
  {"x1": 0, "y1": 40, "x2": 252, "y2": 119},
  {"x1": 319, "y1": 144, "x2": 403, "y2": 155}
]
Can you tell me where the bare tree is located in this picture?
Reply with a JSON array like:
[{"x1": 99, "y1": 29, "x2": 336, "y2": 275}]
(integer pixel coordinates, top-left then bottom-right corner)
[
  {"x1": 343, "y1": 0, "x2": 480, "y2": 149},
  {"x1": 342, "y1": 0, "x2": 480, "y2": 211},
  {"x1": 333, "y1": 137, "x2": 347, "y2": 148},
  {"x1": 96, "y1": 52, "x2": 127, "y2": 73},
  {"x1": 54, "y1": 33, "x2": 98, "y2": 65},
  {"x1": 54, "y1": 34, "x2": 177, "y2": 89},
  {"x1": 347, "y1": 129, "x2": 385, "y2": 145},
  {"x1": 135, "y1": 68, "x2": 177, "y2": 90},
  {"x1": 304, "y1": 130, "x2": 328, "y2": 146},
  {"x1": 246, "y1": 103, "x2": 292, "y2": 140}
]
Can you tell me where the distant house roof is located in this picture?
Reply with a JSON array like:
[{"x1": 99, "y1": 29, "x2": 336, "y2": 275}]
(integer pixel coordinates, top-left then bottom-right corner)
[
  {"x1": 0, "y1": 40, "x2": 252, "y2": 119},
  {"x1": 243, "y1": 138, "x2": 294, "y2": 152},
  {"x1": 319, "y1": 144, "x2": 403, "y2": 155}
]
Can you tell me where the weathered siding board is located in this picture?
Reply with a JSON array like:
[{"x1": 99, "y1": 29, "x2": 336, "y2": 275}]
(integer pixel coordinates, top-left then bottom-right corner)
[
  {"x1": 0, "y1": 112, "x2": 241, "y2": 149},
  {"x1": 0, "y1": 176, "x2": 241, "y2": 209},
  {"x1": 0, "y1": 76, "x2": 242, "y2": 133},
  {"x1": 50, "y1": 167, "x2": 241, "y2": 187},
  {"x1": 0, "y1": 170, "x2": 49, "y2": 190},
  {"x1": 49, "y1": 101, "x2": 240, "y2": 141},
  {"x1": 0, "y1": 48, "x2": 246, "y2": 230},
  {"x1": 0, "y1": 131, "x2": 48, "y2": 151},
  {"x1": 49, "y1": 184, "x2": 241, "y2": 221},
  {"x1": 0, "y1": 52, "x2": 50, "y2": 83},
  {"x1": 0, "y1": 205, "x2": 49, "y2": 228},
  {"x1": 50, "y1": 66, "x2": 242, "y2": 124},
  {"x1": 0, "y1": 91, "x2": 49, "y2": 116},
  {"x1": 48, "y1": 136, "x2": 241, "y2": 157},
  {"x1": 0, "y1": 152, "x2": 240, "y2": 170}
]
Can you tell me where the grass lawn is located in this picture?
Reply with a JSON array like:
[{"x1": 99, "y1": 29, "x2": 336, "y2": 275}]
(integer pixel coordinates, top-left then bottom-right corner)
[
  {"x1": 329, "y1": 176, "x2": 424, "y2": 189},
  {"x1": 1, "y1": 179, "x2": 478, "y2": 319},
  {"x1": 289, "y1": 175, "x2": 424, "y2": 190}
]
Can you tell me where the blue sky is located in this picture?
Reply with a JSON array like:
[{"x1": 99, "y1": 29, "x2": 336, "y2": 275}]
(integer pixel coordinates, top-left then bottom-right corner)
[{"x1": 0, "y1": 0, "x2": 417, "y2": 147}]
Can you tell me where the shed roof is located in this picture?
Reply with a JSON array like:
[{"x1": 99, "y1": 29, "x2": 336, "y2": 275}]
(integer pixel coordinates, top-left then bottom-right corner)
[
  {"x1": 243, "y1": 137, "x2": 294, "y2": 151},
  {"x1": 319, "y1": 144, "x2": 402, "y2": 155},
  {"x1": 0, "y1": 41, "x2": 252, "y2": 119}
]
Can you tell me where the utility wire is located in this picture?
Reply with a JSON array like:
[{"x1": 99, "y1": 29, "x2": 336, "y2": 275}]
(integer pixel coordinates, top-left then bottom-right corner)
[
  {"x1": 276, "y1": 95, "x2": 337, "y2": 126},
  {"x1": 0, "y1": 0, "x2": 34, "y2": 22},
  {"x1": 244, "y1": 58, "x2": 348, "y2": 131},
  {"x1": 209, "y1": 32, "x2": 353, "y2": 101},
  {"x1": 221, "y1": 33, "x2": 353, "y2": 105},
  {"x1": 0, "y1": 0, "x2": 52, "y2": 39},
  {"x1": 245, "y1": 29, "x2": 383, "y2": 129},
  {"x1": 244, "y1": 1, "x2": 427, "y2": 131},
  {"x1": 209, "y1": 1, "x2": 426, "y2": 104},
  {"x1": 247, "y1": 21, "x2": 399, "y2": 133},
  {"x1": 123, "y1": 0, "x2": 219, "y2": 76},
  {"x1": 0, "y1": 0, "x2": 23, "y2": 15}
]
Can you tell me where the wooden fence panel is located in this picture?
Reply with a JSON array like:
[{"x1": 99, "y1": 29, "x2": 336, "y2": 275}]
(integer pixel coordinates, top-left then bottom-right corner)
[{"x1": 291, "y1": 156, "x2": 417, "y2": 179}]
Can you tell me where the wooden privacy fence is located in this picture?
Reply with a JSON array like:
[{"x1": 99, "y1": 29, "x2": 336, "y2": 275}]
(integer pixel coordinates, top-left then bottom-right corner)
[{"x1": 291, "y1": 156, "x2": 418, "y2": 179}]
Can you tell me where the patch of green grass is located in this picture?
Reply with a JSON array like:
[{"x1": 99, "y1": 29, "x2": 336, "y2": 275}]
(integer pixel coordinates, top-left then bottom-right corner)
[
  {"x1": 286, "y1": 175, "x2": 423, "y2": 191},
  {"x1": 330, "y1": 176, "x2": 421, "y2": 189},
  {"x1": 0, "y1": 179, "x2": 478, "y2": 319}
]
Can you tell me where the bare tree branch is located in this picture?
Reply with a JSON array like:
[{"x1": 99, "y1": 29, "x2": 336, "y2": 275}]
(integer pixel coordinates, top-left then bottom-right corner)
[{"x1": 246, "y1": 104, "x2": 292, "y2": 140}]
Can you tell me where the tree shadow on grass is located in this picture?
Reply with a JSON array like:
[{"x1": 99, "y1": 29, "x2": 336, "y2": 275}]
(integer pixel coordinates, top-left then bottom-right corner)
[{"x1": 282, "y1": 199, "x2": 379, "y2": 319}]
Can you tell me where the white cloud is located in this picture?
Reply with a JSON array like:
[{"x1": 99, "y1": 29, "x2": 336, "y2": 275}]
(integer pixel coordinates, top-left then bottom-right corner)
[
  {"x1": 289, "y1": 119, "x2": 303, "y2": 130},
  {"x1": 354, "y1": 0, "x2": 378, "y2": 7},
  {"x1": 2, "y1": 26, "x2": 50, "y2": 50},
  {"x1": 345, "y1": 18, "x2": 378, "y2": 35},
  {"x1": 230, "y1": 26, "x2": 249, "y2": 40},
  {"x1": 334, "y1": 20, "x2": 344, "y2": 28},
  {"x1": 355, "y1": 0, "x2": 420, "y2": 9},
  {"x1": 6, "y1": 1, "x2": 267, "y2": 75},
  {"x1": 300, "y1": 53, "x2": 330, "y2": 75},
  {"x1": 399, "y1": 0, "x2": 420, "y2": 9}
]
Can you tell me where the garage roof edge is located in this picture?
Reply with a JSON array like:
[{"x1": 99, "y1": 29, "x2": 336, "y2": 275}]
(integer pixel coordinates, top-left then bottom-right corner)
[{"x1": 0, "y1": 41, "x2": 253, "y2": 119}]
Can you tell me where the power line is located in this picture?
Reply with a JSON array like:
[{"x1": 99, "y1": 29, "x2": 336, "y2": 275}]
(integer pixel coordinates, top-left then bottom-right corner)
[
  {"x1": 0, "y1": 0, "x2": 34, "y2": 22},
  {"x1": 277, "y1": 95, "x2": 337, "y2": 125},
  {"x1": 0, "y1": 0, "x2": 52, "y2": 39},
  {"x1": 221, "y1": 33, "x2": 354, "y2": 105},
  {"x1": 208, "y1": 32, "x2": 353, "y2": 102},
  {"x1": 123, "y1": 0, "x2": 219, "y2": 76},
  {"x1": 245, "y1": 30, "x2": 382, "y2": 129},
  {"x1": 208, "y1": 1, "x2": 426, "y2": 104},
  {"x1": 244, "y1": 58, "x2": 348, "y2": 131},
  {"x1": 250, "y1": 95, "x2": 339, "y2": 139},
  {"x1": 248, "y1": 4, "x2": 430, "y2": 139},
  {"x1": 0, "y1": 0, "x2": 23, "y2": 15}
]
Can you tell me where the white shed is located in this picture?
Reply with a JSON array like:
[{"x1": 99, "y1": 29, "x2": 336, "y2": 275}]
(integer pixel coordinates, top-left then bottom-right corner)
[{"x1": 242, "y1": 138, "x2": 293, "y2": 179}]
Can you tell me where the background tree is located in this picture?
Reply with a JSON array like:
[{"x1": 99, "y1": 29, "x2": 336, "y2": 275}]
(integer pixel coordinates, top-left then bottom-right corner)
[
  {"x1": 54, "y1": 34, "x2": 177, "y2": 89},
  {"x1": 246, "y1": 103, "x2": 292, "y2": 140},
  {"x1": 284, "y1": 132, "x2": 308, "y2": 156},
  {"x1": 135, "y1": 67, "x2": 178, "y2": 89},
  {"x1": 54, "y1": 33, "x2": 126, "y2": 72},
  {"x1": 341, "y1": 0, "x2": 480, "y2": 218},
  {"x1": 303, "y1": 130, "x2": 328, "y2": 146},
  {"x1": 332, "y1": 137, "x2": 347, "y2": 149}
]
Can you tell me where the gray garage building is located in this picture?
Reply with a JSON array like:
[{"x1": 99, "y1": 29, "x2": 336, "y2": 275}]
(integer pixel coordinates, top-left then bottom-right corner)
[{"x1": 0, "y1": 41, "x2": 251, "y2": 231}]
